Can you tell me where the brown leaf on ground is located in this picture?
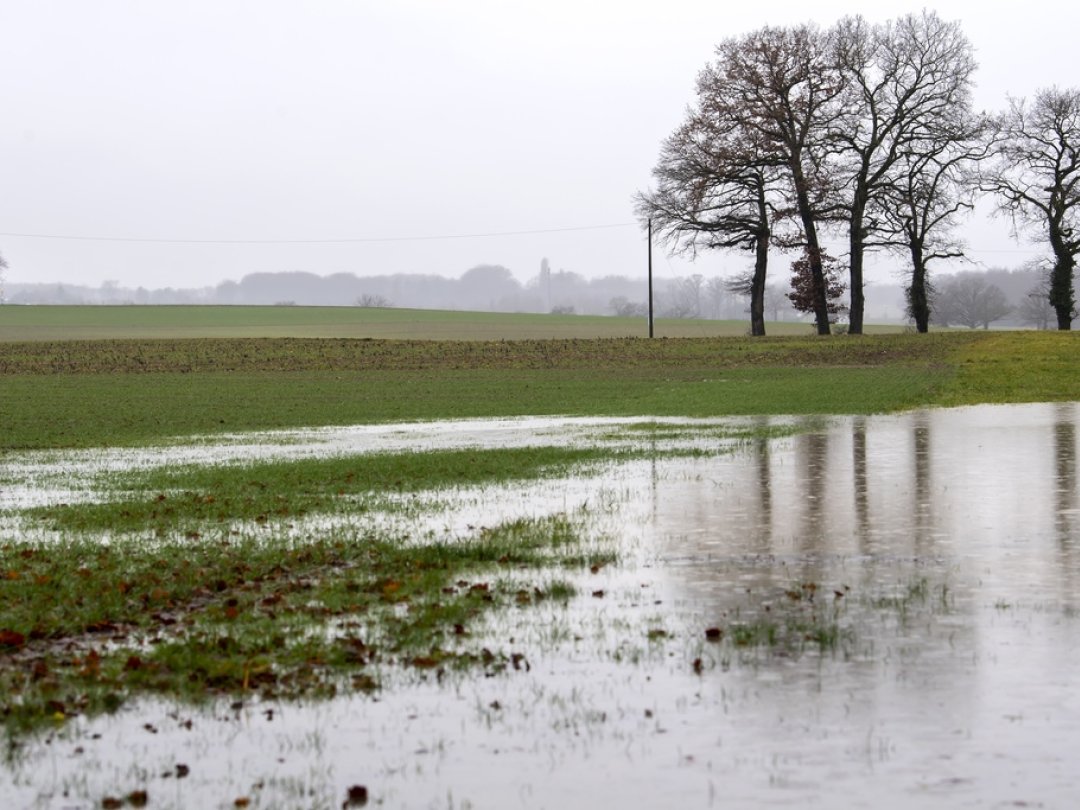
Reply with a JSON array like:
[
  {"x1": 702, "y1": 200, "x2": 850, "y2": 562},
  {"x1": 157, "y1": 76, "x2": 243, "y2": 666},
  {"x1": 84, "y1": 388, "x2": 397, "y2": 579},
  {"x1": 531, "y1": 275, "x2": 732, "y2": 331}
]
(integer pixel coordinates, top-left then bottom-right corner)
[{"x1": 0, "y1": 629, "x2": 26, "y2": 648}]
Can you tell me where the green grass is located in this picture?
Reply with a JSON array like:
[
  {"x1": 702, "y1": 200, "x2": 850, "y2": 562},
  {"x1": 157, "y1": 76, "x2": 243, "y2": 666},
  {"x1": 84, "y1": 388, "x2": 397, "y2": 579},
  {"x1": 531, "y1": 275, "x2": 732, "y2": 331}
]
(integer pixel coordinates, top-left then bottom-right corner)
[
  {"x1": 28, "y1": 446, "x2": 635, "y2": 534},
  {"x1": 4, "y1": 330, "x2": 1077, "y2": 451},
  {"x1": 2, "y1": 330, "x2": 1042, "y2": 451},
  {"x1": 0, "y1": 514, "x2": 607, "y2": 734},
  {"x1": 0, "y1": 304, "x2": 839, "y2": 342}
]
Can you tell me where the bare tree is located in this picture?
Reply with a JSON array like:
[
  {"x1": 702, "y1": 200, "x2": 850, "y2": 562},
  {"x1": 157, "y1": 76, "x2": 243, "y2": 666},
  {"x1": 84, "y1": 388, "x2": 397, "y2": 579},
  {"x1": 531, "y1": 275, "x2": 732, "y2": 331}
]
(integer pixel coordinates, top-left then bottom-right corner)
[
  {"x1": 983, "y1": 87, "x2": 1080, "y2": 330},
  {"x1": 710, "y1": 24, "x2": 849, "y2": 335},
  {"x1": 1017, "y1": 278, "x2": 1056, "y2": 330},
  {"x1": 872, "y1": 123, "x2": 989, "y2": 332},
  {"x1": 610, "y1": 296, "x2": 648, "y2": 318},
  {"x1": 659, "y1": 275, "x2": 707, "y2": 319},
  {"x1": 764, "y1": 283, "x2": 790, "y2": 321},
  {"x1": 933, "y1": 273, "x2": 1013, "y2": 329},
  {"x1": 703, "y1": 276, "x2": 731, "y2": 319},
  {"x1": 355, "y1": 294, "x2": 394, "y2": 308},
  {"x1": 832, "y1": 11, "x2": 980, "y2": 334},
  {"x1": 636, "y1": 80, "x2": 782, "y2": 335}
]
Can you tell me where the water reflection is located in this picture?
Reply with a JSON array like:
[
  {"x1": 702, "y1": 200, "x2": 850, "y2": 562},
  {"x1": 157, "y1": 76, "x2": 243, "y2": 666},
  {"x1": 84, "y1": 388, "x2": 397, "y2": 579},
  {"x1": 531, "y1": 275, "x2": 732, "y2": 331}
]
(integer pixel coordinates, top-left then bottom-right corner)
[
  {"x1": 1055, "y1": 402, "x2": 1077, "y2": 546},
  {"x1": 3, "y1": 404, "x2": 1080, "y2": 809},
  {"x1": 912, "y1": 409, "x2": 932, "y2": 555},
  {"x1": 1054, "y1": 404, "x2": 1078, "y2": 604},
  {"x1": 646, "y1": 403, "x2": 1080, "y2": 807},
  {"x1": 796, "y1": 430, "x2": 828, "y2": 555},
  {"x1": 752, "y1": 415, "x2": 773, "y2": 555},
  {"x1": 852, "y1": 415, "x2": 869, "y2": 549}
]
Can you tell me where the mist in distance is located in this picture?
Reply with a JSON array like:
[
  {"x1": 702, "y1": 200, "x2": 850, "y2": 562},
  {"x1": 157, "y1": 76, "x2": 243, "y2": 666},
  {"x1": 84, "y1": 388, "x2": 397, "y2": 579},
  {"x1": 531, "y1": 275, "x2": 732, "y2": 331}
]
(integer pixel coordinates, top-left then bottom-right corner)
[{"x1": 0, "y1": 2, "x2": 1072, "y2": 291}]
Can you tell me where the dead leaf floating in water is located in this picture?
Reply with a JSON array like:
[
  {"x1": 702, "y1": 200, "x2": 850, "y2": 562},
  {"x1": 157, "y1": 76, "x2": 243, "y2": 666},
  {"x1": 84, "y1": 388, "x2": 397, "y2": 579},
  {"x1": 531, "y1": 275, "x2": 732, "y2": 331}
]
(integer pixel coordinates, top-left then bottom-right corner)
[{"x1": 344, "y1": 784, "x2": 369, "y2": 807}]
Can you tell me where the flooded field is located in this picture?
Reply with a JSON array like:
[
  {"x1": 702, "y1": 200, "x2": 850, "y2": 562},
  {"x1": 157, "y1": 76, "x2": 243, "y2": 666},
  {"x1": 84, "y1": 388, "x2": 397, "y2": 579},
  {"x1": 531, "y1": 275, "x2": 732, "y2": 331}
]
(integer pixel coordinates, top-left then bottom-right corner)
[{"x1": 1, "y1": 403, "x2": 1078, "y2": 808}]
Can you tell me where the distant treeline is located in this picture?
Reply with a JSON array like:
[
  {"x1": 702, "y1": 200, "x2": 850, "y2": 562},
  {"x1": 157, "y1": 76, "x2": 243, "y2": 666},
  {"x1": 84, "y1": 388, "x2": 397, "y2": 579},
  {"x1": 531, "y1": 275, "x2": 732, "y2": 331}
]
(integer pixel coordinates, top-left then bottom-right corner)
[{"x1": 1, "y1": 264, "x2": 1063, "y2": 328}]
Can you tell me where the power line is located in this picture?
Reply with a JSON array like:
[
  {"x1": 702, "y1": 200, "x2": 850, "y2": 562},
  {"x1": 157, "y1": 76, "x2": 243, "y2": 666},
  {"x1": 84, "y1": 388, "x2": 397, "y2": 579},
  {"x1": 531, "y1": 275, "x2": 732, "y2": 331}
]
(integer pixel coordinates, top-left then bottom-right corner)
[{"x1": 0, "y1": 222, "x2": 638, "y2": 245}]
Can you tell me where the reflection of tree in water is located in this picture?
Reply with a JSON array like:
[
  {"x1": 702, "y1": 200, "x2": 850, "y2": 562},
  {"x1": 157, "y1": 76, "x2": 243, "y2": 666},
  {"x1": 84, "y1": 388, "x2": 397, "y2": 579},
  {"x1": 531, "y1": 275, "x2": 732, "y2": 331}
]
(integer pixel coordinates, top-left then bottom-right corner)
[
  {"x1": 1054, "y1": 404, "x2": 1077, "y2": 542},
  {"x1": 797, "y1": 430, "x2": 829, "y2": 556},
  {"x1": 852, "y1": 416, "x2": 870, "y2": 551},
  {"x1": 1053, "y1": 404, "x2": 1078, "y2": 608},
  {"x1": 752, "y1": 416, "x2": 773, "y2": 555},
  {"x1": 913, "y1": 411, "x2": 933, "y2": 555}
]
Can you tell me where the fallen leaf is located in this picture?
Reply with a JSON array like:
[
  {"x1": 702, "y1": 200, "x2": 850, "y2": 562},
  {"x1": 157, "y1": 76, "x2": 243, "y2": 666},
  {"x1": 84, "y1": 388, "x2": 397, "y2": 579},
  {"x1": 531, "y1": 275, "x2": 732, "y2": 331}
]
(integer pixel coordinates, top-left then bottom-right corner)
[
  {"x1": 344, "y1": 784, "x2": 369, "y2": 806},
  {"x1": 0, "y1": 629, "x2": 26, "y2": 648}
]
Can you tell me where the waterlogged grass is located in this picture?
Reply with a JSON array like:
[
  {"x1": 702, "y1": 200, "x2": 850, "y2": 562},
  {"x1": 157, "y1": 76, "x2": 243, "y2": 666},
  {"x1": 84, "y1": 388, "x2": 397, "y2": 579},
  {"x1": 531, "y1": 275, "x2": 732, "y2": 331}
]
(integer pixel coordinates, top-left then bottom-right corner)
[
  {"x1": 0, "y1": 515, "x2": 610, "y2": 734},
  {"x1": 27, "y1": 446, "x2": 639, "y2": 535},
  {"x1": 695, "y1": 582, "x2": 855, "y2": 665},
  {"x1": 4, "y1": 330, "x2": 1077, "y2": 451},
  {"x1": 598, "y1": 418, "x2": 810, "y2": 445},
  {"x1": 688, "y1": 576, "x2": 955, "y2": 672}
]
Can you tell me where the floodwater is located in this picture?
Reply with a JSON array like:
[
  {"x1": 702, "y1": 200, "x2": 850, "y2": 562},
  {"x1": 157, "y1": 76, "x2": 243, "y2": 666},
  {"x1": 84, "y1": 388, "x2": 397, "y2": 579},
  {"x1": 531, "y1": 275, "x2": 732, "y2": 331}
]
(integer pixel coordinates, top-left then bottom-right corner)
[{"x1": 1, "y1": 403, "x2": 1078, "y2": 809}]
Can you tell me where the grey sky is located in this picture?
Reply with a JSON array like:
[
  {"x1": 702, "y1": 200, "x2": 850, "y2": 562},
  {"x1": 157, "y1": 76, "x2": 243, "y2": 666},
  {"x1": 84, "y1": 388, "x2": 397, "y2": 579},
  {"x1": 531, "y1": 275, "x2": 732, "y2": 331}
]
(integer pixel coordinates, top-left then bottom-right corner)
[{"x1": 0, "y1": 2, "x2": 1072, "y2": 291}]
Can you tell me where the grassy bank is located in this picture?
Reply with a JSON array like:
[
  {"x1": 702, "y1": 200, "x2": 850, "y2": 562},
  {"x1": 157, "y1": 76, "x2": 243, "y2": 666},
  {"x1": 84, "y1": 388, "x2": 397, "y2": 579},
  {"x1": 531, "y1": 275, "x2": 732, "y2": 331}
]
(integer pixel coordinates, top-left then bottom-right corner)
[{"x1": 2, "y1": 331, "x2": 1076, "y2": 450}]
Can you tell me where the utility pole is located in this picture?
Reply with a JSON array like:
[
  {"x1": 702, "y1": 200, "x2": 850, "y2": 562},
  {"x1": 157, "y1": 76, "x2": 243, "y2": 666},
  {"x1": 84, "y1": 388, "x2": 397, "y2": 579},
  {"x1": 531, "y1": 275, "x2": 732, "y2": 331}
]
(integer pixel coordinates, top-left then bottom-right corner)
[{"x1": 648, "y1": 217, "x2": 654, "y2": 338}]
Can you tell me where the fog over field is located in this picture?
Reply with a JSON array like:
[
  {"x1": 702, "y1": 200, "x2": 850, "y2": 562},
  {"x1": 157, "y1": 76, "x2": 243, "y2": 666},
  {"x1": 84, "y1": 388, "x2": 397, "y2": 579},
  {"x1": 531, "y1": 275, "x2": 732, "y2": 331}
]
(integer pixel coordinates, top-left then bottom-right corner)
[{"x1": 1, "y1": 1, "x2": 1075, "y2": 299}]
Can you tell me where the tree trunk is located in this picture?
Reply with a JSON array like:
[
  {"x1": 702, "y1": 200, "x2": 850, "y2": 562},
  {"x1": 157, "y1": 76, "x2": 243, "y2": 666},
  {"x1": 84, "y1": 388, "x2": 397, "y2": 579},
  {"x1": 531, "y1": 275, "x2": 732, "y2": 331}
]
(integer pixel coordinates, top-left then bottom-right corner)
[
  {"x1": 848, "y1": 199, "x2": 866, "y2": 335},
  {"x1": 790, "y1": 161, "x2": 831, "y2": 335},
  {"x1": 907, "y1": 239, "x2": 930, "y2": 333},
  {"x1": 748, "y1": 190, "x2": 771, "y2": 337},
  {"x1": 1050, "y1": 254, "x2": 1075, "y2": 331},
  {"x1": 749, "y1": 234, "x2": 768, "y2": 336}
]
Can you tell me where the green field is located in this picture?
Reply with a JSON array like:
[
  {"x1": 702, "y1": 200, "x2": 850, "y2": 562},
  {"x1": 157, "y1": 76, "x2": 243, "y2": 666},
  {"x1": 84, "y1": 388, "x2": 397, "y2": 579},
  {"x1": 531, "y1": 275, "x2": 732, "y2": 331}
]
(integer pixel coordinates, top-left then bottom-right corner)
[
  {"x1": 0, "y1": 305, "x2": 1076, "y2": 450},
  {"x1": 0, "y1": 304, "x2": 835, "y2": 341}
]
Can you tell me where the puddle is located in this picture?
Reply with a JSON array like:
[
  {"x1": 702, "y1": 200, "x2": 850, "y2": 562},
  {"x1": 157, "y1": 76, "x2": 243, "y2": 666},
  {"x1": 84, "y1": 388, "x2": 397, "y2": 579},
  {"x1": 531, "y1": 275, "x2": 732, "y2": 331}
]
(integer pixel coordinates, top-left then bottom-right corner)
[
  {"x1": 0, "y1": 415, "x2": 787, "y2": 512},
  {"x1": 1, "y1": 403, "x2": 1079, "y2": 808}
]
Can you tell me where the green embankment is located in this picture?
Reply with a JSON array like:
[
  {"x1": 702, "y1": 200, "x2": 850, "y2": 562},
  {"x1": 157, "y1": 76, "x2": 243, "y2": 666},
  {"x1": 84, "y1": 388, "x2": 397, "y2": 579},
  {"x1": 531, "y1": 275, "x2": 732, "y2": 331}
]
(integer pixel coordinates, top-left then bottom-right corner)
[{"x1": 2, "y1": 325, "x2": 1076, "y2": 451}]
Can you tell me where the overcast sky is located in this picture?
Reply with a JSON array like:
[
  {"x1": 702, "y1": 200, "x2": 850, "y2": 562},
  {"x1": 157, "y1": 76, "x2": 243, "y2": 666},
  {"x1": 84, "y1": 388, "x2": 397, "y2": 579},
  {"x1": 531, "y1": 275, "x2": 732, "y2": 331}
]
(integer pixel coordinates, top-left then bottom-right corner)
[{"x1": 0, "y1": 1, "x2": 1073, "y2": 292}]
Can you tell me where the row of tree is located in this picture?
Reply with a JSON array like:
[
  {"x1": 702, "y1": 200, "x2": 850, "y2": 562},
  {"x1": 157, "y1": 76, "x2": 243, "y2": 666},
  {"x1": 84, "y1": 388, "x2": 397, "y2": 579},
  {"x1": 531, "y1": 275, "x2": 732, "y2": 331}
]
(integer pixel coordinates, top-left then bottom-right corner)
[{"x1": 637, "y1": 11, "x2": 1080, "y2": 335}]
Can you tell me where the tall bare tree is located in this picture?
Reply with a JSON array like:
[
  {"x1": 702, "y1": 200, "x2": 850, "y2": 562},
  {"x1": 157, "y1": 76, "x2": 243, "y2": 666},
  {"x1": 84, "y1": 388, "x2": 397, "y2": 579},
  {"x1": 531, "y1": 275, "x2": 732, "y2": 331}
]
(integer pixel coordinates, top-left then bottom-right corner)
[
  {"x1": 832, "y1": 11, "x2": 979, "y2": 334},
  {"x1": 636, "y1": 84, "x2": 782, "y2": 335},
  {"x1": 983, "y1": 87, "x2": 1080, "y2": 330},
  {"x1": 871, "y1": 122, "x2": 989, "y2": 332},
  {"x1": 933, "y1": 273, "x2": 1013, "y2": 329},
  {"x1": 709, "y1": 24, "x2": 848, "y2": 335}
]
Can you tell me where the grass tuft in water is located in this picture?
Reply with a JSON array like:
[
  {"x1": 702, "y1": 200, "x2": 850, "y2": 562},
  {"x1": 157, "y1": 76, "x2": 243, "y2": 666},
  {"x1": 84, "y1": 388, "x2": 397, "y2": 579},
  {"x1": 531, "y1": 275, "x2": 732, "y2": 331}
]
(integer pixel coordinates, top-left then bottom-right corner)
[
  {"x1": 25, "y1": 446, "x2": 636, "y2": 535},
  {"x1": 0, "y1": 514, "x2": 602, "y2": 736}
]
